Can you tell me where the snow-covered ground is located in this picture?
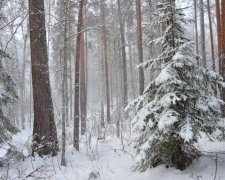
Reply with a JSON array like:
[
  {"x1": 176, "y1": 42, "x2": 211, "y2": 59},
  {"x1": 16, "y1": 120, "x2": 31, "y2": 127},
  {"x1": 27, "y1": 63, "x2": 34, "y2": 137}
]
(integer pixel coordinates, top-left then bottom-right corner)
[{"x1": 1, "y1": 130, "x2": 225, "y2": 180}]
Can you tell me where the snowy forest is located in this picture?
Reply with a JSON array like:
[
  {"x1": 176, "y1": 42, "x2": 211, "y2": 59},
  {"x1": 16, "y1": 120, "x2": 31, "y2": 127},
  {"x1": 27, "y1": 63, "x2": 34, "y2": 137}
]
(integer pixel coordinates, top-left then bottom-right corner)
[{"x1": 1, "y1": 0, "x2": 225, "y2": 179}]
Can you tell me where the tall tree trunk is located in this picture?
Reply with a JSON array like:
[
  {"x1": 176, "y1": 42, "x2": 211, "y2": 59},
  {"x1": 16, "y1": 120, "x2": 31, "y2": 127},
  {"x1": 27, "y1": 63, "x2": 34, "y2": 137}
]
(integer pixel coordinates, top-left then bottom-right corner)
[
  {"x1": 100, "y1": 0, "x2": 111, "y2": 124},
  {"x1": 207, "y1": 0, "x2": 215, "y2": 70},
  {"x1": 117, "y1": 0, "x2": 128, "y2": 108},
  {"x1": 84, "y1": 1, "x2": 88, "y2": 131},
  {"x1": 28, "y1": 0, "x2": 58, "y2": 156},
  {"x1": 199, "y1": 0, "x2": 207, "y2": 68},
  {"x1": 73, "y1": 0, "x2": 84, "y2": 151},
  {"x1": 99, "y1": 30, "x2": 105, "y2": 128},
  {"x1": 61, "y1": 0, "x2": 69, "y2": 166},
  {"x1": 80, "y1": 27, "x2": 86, "y2": 135},
  {"x1": 21, "y1": 29, "x2": 28, "y2": 130},
  {"x1": 221, "y1": 0, "x2": 225, "y2": 116},
  {"x1": 68, "y1": 1, "x2": 73, "y2": 125},
  {"x1": 127, "y1": 4, "x2": 136, "y2": 99},
  {"x1": 194, "y1": 0, "x2": 199, "y2": 55},
  {"x1": 136, "y1": 0, "x2": 145, "y2": 95},
  {"x1": 215, "y1": 0, "x2": 221, "y2": 74}
]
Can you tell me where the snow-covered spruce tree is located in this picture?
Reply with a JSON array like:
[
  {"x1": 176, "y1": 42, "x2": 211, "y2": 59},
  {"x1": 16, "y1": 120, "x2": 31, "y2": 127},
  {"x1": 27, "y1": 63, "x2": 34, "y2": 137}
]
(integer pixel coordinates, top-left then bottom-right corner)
[
  {"x1": 0, "y1": 51, "x2": 18, "y2": 144},
  {"x1": 127, "y1": 0, "x2": 225, "y2": 171},
  {"x1": 0, "y1": 52, "x2": 18, "y2": 144},
  {"x1": 0, "y1": 1, "x2": 18, "y2": 144}
]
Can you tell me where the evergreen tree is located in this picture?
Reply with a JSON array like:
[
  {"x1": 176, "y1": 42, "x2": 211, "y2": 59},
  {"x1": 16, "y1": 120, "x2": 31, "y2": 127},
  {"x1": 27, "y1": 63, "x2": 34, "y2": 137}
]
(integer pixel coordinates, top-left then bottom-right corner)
[
  {"x1": 0, "y1": 51, "x2": 18, "y2": 144},
  {"x1": 0, "y1": 1, "x2": 18, "y2": 144},
  {"x1": 128, "y1": 0, "x2": 225, "y2": 171}
]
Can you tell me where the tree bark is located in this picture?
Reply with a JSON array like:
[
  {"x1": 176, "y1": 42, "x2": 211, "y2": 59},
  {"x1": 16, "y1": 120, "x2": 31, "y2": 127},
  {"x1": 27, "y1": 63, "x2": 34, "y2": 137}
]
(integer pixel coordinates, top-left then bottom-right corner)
[
  {"x1": 199, "y1": 0, "x2": 207, "y2": 68},
  {"x1": 221, "y1": 0, "x2": 225, "y2": 116},
  {"x1": 73, "y1": 0, "x2": 84, "y2": 151},
  {"x1": 80, "y1": 26, "x2": 86, "y2": 135},
  {"x1": 28, "y1": 0, "x2": 58, "y2": 156},
  {"x1": 193, "y1": 0, "x2": 199, "y2": 55},
  {"x1": 99, "y1": 30, "x2": 105, "y2": 128},
  {"x1": 61, "y1": 0, "x2": 69, "y2": 166},
  {"x1": 207, "y1": 0, "x2": 215, "y2": 70},
  {"x1": 215, "y1": 0, "x2": 221, "y2": 74},
  {"x1": 100, "y1": 0, "x2": 111, "y2": 124},
  {"x1": 21, "y1": 28, "x2": 28, "y2": 130},
  {"x1": 136, "y1": 0, "x2": 145, "y2": 95},
  {"x1": 117, "y1": 0, "x2": 128, "y2": 108}
]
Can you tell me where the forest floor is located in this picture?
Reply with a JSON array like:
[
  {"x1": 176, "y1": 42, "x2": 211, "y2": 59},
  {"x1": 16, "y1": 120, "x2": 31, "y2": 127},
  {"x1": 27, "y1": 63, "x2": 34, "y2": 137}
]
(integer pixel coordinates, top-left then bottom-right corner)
[{"x1": 1, "y1": 129, "x2": 225, "y2": 180}]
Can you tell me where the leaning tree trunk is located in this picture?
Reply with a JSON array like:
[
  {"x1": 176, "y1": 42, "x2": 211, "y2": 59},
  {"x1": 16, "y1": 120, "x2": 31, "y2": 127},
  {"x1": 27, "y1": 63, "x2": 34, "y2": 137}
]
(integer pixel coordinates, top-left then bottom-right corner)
[
  {"x1": 28, "y1": 0, "x2": 58, "y2": 156},
  {"x1": 74, "y1": 0, "x2": 84, "y2": 151}
]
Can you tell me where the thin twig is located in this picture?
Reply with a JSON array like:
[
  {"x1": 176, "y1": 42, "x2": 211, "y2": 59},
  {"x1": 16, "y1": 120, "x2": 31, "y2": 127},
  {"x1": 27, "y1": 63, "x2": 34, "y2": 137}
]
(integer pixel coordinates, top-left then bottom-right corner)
[
  {"x1": 4, "y1": 12, "x2": 28, "y2": 51},
  {"x1": 6, "y1": 162, "x2": 9, "y2": 180},
  {"x1": 214, "y1": 153, "x2": 218, "y2": 180},
  {"x1": 22, "y1": 164, "x2": 44, "y2": 179}
]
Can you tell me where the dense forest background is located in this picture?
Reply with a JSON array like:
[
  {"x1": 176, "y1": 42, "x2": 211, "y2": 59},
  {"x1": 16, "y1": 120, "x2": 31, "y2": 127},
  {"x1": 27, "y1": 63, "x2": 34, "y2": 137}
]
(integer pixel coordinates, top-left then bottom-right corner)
[{"x1": 1, "y1": 0, "x2": 225, "y2": 179}]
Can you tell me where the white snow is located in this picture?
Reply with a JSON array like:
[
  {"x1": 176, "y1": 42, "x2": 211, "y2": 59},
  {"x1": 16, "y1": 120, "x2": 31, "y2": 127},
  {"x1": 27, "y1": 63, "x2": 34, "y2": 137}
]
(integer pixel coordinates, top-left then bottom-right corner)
[
  {"x1": 1, "y1": 130, "x2": 225, "y2": 180},
  {"x1": 158, "y1": 110, "x2": 178, "y2": 130}
]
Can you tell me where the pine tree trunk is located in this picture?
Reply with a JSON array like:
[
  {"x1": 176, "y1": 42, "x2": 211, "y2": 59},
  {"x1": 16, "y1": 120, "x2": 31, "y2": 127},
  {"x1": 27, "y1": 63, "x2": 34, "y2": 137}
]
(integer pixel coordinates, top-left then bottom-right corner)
[
  {"x1": 194, "y1": 0, "x2": 199, "y2": 55},
  {"x1": 80, "y1": 27, "x2": 86, "y2": 135},
  {"x1": 73, "y1": 0, "x2": 84, "y2": 151},
  {"x1": 127, "y1": 4, "x2": 136, "y2": 99},
  {"x1": 221, "y1": 0, "x2": 225, "y2": 116},
  {"x1": 21, "y1": 30, "x2": 28, "y2": 130},
  {"x1": 199, "y1": 0, "x2": 207, "y2": 68},
  {"x1": 117, "y1": 0, "x2": 128, "y2": 108},
  {"x1": 28, "y1": 0, "x2": 58, "y2": 156},
  {"x1": 207, "y1": 0, "x2": 215, "y2": 70},
  {"x1": 99, "y1": 31, "x2": 105, "y2": 128},
  {"x1": 100, "y1": 0, "x2": 111, "y2": 124},
  {"x1": 215, "y1": 0, "x2": 221, "y2": 74},
  {"x1": 84, "y1": 2, "x2": 88, "y2": 132},
  {"x1": 68, "y1": 3, "x2": 73, "y2": 125},
  {"x1": 136, "y1": 0, "x2": 145, "y2": 95},
  {"x1": 61, "y1": 0, "x2": 69, "y2": 166}
]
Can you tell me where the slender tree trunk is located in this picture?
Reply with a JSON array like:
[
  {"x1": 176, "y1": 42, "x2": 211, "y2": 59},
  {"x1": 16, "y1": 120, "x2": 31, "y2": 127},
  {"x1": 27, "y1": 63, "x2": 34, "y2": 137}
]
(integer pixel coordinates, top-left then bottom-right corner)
[
  {"x1": 61, "y1": 0, "x2": 69, "y2": 166},
  {"x1": 199, "y1": 0, "x2": 207, "y2": 68},
  {"x1": 136, "y1": 0, "x2": 145, "y2": 95},
  {"x1": 221, "y1": 0, "x2": 225, "y2": 116},
  {"x1": 215, "y1": 0, "x2": 221, "y2": 74},
  {"x1": 68, "y1": 2, "x2": 73, "y2": 125},
  {"x1": 80, "y1": 27, "x2": 86, "y2": 135},
  {"x1": 73, "y1": 0, "x2": 84, "y2": 151},
  {"x1": 117, "y1": 0, "x2": 128, "y2": 108},
  {"x1": 100, "y1": 0, "x2": 111, "y2": 124},
  {"x1": 194, "y1": 0, "x2": 199, "y2": 55},
  {"x1": 207, "y1": 0, "x2": 215, "y2": 70},
  {"x1": 28, "y1": 0, "x2": 58, "y2": 156},
  {"x1": 99, "y1": 31, "x2": 105, "y2": 128},
  {"x1": 84, "y1": 1, "x2": 88, "y2": 131},
  {"x1": 127, "y1": 4, "x2": 136, "y2": 99},
  {"x1": 111, "y1": 0, "x2": 120, "y2": 134},
  {"x1": 21, "y1": 30, "x2": 28, "y2": 129}
]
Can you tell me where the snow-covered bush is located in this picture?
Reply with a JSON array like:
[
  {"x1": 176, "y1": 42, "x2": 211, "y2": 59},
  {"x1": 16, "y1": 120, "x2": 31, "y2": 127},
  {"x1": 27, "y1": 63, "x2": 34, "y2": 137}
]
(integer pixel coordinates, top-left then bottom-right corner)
[{"x1": 128, "y1": 0, "x2": 225, "y2": 171}]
